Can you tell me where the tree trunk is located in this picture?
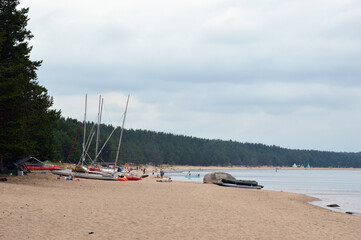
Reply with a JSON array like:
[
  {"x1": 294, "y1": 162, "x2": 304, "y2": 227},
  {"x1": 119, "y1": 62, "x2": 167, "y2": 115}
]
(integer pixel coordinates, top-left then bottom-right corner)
[{"x1": 0, "y1": 154, "x2": 3, "y2": 172}]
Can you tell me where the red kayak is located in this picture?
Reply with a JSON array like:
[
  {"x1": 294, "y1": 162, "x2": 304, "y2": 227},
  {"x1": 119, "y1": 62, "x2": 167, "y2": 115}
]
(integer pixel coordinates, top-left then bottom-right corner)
[
  {"x1": 23, "y1": 157, "x2": 62, "y2": 171},
  {"x1": 25, "y1": 164, "x2": 62, "y2": 170},
  {"x1": 124, "y1": 173, "x2": 141, "y2": 181}
]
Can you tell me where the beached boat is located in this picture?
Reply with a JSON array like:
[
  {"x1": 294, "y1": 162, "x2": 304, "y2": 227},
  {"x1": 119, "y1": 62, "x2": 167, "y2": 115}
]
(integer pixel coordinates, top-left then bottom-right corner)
[
  {"x1": 52, "y1": 94, "x2": 130, "y2": 181},
  {"x1": 52, "y1": 169, "x2": 119, "y2": 181},
  {"x1": 214, "y1": 182, "x2": 263, "y2": 189},
  {"x1": 214, "y1": 178, "x2": 264, "y2": 189},
  {"x1": 26, "y1": 165, "x2": 62, "y2": 170},
  {"x1": 24, "y1": 157, "x2": 62, "y2": 170},
  {"x1": 124, "y1": 173, "x2": 142, "y2": 181},
  {"x1": 221, "y1": 178, "x2": 260, "y2": 186}
]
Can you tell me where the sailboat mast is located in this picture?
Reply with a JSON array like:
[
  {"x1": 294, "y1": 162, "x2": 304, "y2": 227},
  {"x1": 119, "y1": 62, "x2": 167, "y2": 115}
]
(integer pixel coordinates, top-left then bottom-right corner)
[
  {"x1": 95, "y1": 95, "x2": 102, "y2": 163},
  {"x1": 114, "y1": 95, "x2": 130, "y2": 169},
  {"x1": 81, "y1": 94, "x2": 87, "y2": 165}
]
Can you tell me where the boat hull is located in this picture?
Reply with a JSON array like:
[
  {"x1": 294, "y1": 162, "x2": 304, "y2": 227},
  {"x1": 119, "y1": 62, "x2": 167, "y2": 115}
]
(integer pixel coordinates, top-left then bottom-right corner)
[
  {"x1": 221, "y1": 178, "x2": 259, "y2": 186},
  {"x1": 124, "y1": 173, "x2": 141, "y2": 180},
  {"x1": 26, "y1": 165, "x2": 62, "y2": 170},
  {"x1": 52, "y1": 169, "x2": 118, "y2": 181},
  {"x1": 214, "y1": 182, "x2": 263, "y2": 189}
]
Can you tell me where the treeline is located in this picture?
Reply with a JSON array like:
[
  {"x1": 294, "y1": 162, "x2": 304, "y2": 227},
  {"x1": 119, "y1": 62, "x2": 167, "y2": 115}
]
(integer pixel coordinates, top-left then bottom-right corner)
[
  {"x1": 0, "y1": 0, "x2": 59, "y2": 169},
  {"x1": 53, "y1": 117, "x2": 361, "y2": 168}
]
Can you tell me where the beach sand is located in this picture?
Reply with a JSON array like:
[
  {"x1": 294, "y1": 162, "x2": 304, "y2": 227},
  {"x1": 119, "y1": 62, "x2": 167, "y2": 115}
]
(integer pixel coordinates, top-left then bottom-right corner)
[{"x1": 1, "y1": 171, "x2": 361, "y2": 240}]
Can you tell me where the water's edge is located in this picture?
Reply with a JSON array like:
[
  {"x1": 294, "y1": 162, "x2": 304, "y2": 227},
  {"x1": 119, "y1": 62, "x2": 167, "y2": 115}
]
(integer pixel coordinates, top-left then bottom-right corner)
[{"x1": 162, "y1": 169, "x2": 361, "y2": 216}]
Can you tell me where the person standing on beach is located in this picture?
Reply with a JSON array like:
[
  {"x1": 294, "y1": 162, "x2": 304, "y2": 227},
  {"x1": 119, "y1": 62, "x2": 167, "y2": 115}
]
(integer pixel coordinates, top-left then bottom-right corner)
[{"x1": 160, "y1": 169, "x2": 164, "y2": 178}]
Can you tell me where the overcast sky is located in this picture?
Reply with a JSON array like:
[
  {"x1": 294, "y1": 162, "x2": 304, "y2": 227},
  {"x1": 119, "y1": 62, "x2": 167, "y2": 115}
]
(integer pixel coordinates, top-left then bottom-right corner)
[{"x1": 22, "y1": 0, "x2": 361, "y2": 152}]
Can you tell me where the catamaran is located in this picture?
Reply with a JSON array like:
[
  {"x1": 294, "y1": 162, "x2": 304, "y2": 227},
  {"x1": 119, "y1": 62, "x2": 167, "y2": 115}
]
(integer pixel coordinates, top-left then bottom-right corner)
[{"x1": 53, "y1": 94, "x2": 130, "y2": 181}]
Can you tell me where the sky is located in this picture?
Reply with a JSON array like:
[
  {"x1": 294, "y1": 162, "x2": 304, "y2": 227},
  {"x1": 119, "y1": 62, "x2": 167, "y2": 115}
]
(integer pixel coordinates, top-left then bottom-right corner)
[{"x1": 21, "y1": 0, "x2": 361, "y2": 152}]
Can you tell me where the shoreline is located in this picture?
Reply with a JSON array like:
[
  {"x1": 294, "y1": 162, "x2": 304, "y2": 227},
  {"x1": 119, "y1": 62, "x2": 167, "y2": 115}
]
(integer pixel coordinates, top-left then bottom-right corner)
[
  {"x1": 157, "y1": 166, "x2": 361, "y2": 216},
  {"x1": 159, "y1": 165, "x2": 361, "y2": 171},
  {"x1": 1, "y1": 171, "x2": 361, "y2": 239}
]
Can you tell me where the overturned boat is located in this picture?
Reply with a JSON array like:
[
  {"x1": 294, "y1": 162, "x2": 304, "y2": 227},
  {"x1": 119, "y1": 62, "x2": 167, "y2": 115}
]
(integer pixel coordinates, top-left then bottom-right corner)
[{"x1": 214, "y1": 178, "x2": 264, "y2": 189}]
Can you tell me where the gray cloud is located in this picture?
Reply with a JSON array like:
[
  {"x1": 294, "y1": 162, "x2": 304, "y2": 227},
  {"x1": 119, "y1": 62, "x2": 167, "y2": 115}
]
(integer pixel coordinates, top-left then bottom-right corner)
[{"x1": 23, "y1": 0, "x2": 361, "y2": 152}]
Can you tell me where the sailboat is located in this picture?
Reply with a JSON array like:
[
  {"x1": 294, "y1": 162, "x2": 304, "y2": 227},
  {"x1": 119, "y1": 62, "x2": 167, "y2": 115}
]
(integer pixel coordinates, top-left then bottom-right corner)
[{"x1": 53, "y1": 94, "x2": 130, "y2": 181}]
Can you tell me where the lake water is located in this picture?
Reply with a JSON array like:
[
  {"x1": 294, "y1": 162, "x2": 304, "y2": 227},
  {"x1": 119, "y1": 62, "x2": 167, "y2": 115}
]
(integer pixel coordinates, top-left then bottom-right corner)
[{"x1": 164, "y1": 169, "x2": 361, "y2": 215}]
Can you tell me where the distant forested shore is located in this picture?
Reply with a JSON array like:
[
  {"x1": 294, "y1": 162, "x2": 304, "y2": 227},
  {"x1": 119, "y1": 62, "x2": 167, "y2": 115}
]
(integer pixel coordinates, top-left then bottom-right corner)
[{"x1": 51, "y1": 117, "x2": 361, "y2": 168}]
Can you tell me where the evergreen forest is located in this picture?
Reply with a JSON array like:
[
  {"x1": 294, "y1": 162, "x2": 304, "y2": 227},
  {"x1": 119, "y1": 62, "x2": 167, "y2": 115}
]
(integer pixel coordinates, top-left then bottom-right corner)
[{"x1": 52, "y1": 117, "x2": 361, "y2": 168}]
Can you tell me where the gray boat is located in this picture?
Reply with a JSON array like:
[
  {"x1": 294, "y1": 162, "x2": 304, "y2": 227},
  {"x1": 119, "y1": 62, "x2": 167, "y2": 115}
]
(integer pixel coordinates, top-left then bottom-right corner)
[
  {"x1": 214, "y1": 182, "x2": 263, "y2": 189},
  {"x1": 214, "y1": 178, "x2": 264, "y2": 189}
]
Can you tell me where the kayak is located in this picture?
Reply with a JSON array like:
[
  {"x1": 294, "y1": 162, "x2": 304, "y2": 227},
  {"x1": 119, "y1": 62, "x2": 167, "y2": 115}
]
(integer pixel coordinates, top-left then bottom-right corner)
[
  {"x1": 23, "y1": 157, "x2": 62, "y2": 171},
  {"x1": 25, "y1": 164, "x2": 62, "y2": 170}
]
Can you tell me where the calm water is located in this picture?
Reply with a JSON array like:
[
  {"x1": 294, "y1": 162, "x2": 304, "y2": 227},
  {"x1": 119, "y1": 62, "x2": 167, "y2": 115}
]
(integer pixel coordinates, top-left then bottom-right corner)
[{"x1": 164, "y1": 169, "x2": 361, "y2": 215}]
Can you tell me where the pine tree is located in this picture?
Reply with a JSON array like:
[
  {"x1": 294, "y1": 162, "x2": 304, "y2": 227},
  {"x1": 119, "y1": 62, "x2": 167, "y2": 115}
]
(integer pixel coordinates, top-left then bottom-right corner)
[{"x1": 0, "y1": 0, "x2": 59, "y2": 170}]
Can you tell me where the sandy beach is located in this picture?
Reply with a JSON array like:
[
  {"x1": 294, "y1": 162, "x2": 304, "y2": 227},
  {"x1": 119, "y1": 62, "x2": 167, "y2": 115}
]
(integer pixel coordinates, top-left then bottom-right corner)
[{"x1": 1, "y1": 171, "x2": 361, "y2": 240}]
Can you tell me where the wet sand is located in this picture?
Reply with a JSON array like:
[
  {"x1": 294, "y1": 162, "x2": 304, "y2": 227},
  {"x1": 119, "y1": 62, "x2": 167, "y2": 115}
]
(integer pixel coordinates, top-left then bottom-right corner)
[{"x1": 1, "y1": 171, "x2": 361, "y2": 240}]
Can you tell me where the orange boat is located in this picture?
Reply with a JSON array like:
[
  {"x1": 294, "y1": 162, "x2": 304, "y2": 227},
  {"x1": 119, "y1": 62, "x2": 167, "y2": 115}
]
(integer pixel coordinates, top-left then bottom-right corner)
[{"x1": 118, "y1": 176, "x2": 128, "y2": 181}]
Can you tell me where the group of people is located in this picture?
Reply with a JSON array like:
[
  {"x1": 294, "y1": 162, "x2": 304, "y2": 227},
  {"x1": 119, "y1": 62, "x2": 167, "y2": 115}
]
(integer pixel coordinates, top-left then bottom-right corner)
[{"x1": 156, "y1": 177, "x2": 172, "y2": 183}]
